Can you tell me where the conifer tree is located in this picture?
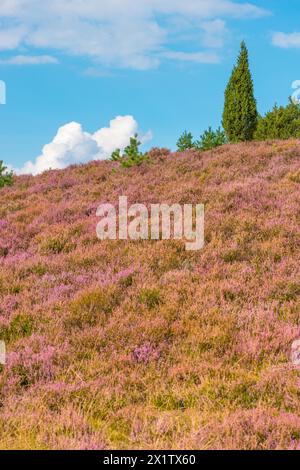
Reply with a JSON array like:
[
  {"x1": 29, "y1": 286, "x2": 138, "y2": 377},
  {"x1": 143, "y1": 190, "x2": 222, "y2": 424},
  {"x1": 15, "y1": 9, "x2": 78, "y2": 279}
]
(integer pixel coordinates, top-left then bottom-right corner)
[
  {"x1": 254, "y1": 98, "x2": 300, "y2": 140},
  {"x1": 222, "y1": 41, "x2": 258, "y2": 142},
  {"x1": 110, "y1": 134, "x2": 147, "y2": 168},
  {"x1": 0, "y1": 160, "x2": 13, "y2": 189},
  {"x1": 176, "y1": 131, "x2": 194, "y2": 151}
]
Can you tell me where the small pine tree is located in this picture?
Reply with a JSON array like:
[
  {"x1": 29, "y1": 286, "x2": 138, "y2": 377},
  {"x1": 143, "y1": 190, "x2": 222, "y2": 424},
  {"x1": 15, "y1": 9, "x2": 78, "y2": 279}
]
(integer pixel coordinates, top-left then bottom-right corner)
[
  {"x1": 0, "y1": 161, "x2": 13, "y2": 189},
  {"x1": 195, "y1": 126, "x2": 227, "y2": 150},
  {"x1": 110, "y1": 134, "x2": 147, "y2": 168},
  {"x1": 213, "y1": 127, "x2": 228, "y2": 147},
  {"x1": 254, "y1": 98, "x2": 300, "y2": 140},
  {"x1": 110, "y1": 148, "x2": 122, "y2": 162},
  {"x1": 176, "y1": 131, "x2": 194, "y2": 151},
  {"x1": 223, "y1": 41, "x2": 258, "y2": 142}
]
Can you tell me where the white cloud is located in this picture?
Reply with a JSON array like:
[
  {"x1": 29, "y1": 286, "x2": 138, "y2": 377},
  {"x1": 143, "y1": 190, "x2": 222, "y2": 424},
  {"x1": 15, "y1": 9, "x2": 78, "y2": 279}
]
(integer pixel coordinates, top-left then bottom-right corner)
[
  {"x1": 16, "y1": 116, "x2": 152, "y2": 175},
  {"x1": 0, "y1": 26, "x2": 27, "y2": 50},
  {"x1": 201, "y1": 19, "x2": 228, "y2": 48},
  {"x1": 0, "y1": 55, "x2": 58, "y2": 65},
  {"x1": 0, "y1": 0, "x2": 269, "y2": 69},
  {"x1": 272, "y1": 32, "x2": 300, "y2": 49},
  {"x1": 161, "y1": 50, "x2": 220, "y2": 64}
]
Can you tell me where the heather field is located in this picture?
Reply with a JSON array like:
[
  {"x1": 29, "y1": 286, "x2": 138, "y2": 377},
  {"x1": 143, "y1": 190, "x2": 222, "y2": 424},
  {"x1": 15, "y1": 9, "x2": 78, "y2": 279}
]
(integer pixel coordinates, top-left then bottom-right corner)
[{"x1": 0, "y1": 141, "x2": 300, "y2": 450}]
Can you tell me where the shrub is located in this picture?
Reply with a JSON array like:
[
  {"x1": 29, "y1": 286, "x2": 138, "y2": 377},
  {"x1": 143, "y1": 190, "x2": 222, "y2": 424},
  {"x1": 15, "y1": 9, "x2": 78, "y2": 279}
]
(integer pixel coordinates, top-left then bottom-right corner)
[
  {"x1": 2, "y1": 314, "x2": 34, "y2": 343},
  {"x1": 288, "y1": 170, "x2": 300, "y2": 183},
  {"x1": 66, "y1": 287, "x2": 120, "y2": 328},
  {"x1": 223, "y1": 41, "x2": 258, "y2": 142},
  {"x1": 176, "y1": 131, "x2": 194, "y2": 151},
  {"x1": 254, "y1": 99, "x2": 300, "y2": 141},
  {"x1": 0, "y1": 161, "x2": 13, "y2": 189},
  {"x1": 195, "y1": 127, "x2": 227, "y2": 150},
  {"x1": 147, "y1": 147, "x2": 171, "y2": 160},
  {"x1": 38, "y1": 233, "x2": 75, "y2": 255},
  {"x1": 177, "y1": 128, "x2": 227, "y2": 152},
  {"x1": 139, "y1": 288, "x2": 162, "y2": 309},
  {"x1": 111, "y1": 134, "x2": 147, "y2": 168}
]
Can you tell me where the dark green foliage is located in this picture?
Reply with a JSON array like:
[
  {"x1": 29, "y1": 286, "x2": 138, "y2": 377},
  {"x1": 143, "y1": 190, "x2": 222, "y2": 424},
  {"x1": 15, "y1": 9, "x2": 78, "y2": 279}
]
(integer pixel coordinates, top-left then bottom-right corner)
[
  {"x1": 0, "y1": 160, "x2": 13, "y2": 189},
  {"x1": 110, "y1": 134, "x2": 147, "y2": 168},
  {"x1": 223, "y1": 41, "x2": 258, "y2": 142},
  {"x1": 254, "y1": 99, "x2": 300, "y2": 140},
  {"x1": 176, "y1": 131, "x2": 194, "y2": 151},
  {"x1": 195, "y1": 127, "x2": 227, "y2": 150}
]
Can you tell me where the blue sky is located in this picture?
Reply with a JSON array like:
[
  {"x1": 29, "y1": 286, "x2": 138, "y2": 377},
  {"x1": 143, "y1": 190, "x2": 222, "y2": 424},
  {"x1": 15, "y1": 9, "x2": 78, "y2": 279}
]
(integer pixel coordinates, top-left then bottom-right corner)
[{"x1": 0, "y1": 0, "x2": 300, "y2": 174}]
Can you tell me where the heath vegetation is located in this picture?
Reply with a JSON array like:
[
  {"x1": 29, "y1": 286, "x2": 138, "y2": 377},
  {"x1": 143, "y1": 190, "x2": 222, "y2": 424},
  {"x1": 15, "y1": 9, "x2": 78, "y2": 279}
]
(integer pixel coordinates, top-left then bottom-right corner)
[
  {"x1": 0, "y1": 140, "x2": 299, "y2": 449},
  {"x1": 0, "y1": 41, "x2": 300, "y2": 451}
]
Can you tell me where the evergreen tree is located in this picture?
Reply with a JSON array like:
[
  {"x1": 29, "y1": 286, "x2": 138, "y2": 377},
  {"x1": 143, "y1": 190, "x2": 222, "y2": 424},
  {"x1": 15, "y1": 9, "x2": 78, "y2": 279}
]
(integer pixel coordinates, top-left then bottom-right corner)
[
  {"x1": 222, "y1": 41, "x2": 258, "y2": 142},
  {"x1": 254, "y1": 98, "x2": 300, "y2": 140},
  {"x1": 0, "y1": 160, "x2": 13, "y2": 189},
  {"x1": 110, "y1": 134, "x2": 147, "y2": 168},
  {"x1": 176, "y1": 131, "x2": 194, "y2": 151},
  {"x1": 195, "y1": 126, "x2": 227, "y2": 150}
]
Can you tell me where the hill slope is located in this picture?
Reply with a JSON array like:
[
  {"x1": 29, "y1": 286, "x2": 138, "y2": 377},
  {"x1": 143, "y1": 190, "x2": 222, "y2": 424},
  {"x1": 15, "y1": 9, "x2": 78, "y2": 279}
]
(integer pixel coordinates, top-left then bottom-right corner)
[{"x1": 0, "y1": 141, "x2": 300, "y2": 450}]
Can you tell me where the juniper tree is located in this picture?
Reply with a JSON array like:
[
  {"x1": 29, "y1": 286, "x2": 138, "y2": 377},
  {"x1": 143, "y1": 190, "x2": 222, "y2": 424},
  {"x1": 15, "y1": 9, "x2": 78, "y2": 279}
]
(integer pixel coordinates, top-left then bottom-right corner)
[{"x1": 223, "y1": 41, "x2": 258, "y2": 142}]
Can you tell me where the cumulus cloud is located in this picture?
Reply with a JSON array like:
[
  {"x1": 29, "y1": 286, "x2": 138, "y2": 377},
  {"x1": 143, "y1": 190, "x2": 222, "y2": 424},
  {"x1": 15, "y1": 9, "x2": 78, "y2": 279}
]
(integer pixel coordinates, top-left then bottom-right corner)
[
  {"x1": 272, "y1": 32, "x2": 300, "y2": 49},
  {"x1": 0, "y1": 0, "x2": 269, "y2": 69},
  {"x1": 16, "y1": 116, "x2": 152, "y2": 175}
]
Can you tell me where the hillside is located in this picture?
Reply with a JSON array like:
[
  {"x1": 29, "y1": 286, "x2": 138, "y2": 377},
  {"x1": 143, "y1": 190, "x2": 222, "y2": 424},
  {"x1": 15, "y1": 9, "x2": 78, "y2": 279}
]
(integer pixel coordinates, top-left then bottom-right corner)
[{"x1": 0, "y1": 141, "x2": 300, "y2": 450}]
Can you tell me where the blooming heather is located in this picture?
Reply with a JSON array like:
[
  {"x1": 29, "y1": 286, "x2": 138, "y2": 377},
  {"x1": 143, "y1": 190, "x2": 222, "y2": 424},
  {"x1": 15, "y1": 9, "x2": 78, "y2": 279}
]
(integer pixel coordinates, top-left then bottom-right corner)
[{"x1": 0, "y1": 141, "x2": 299, "y2": 450}]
